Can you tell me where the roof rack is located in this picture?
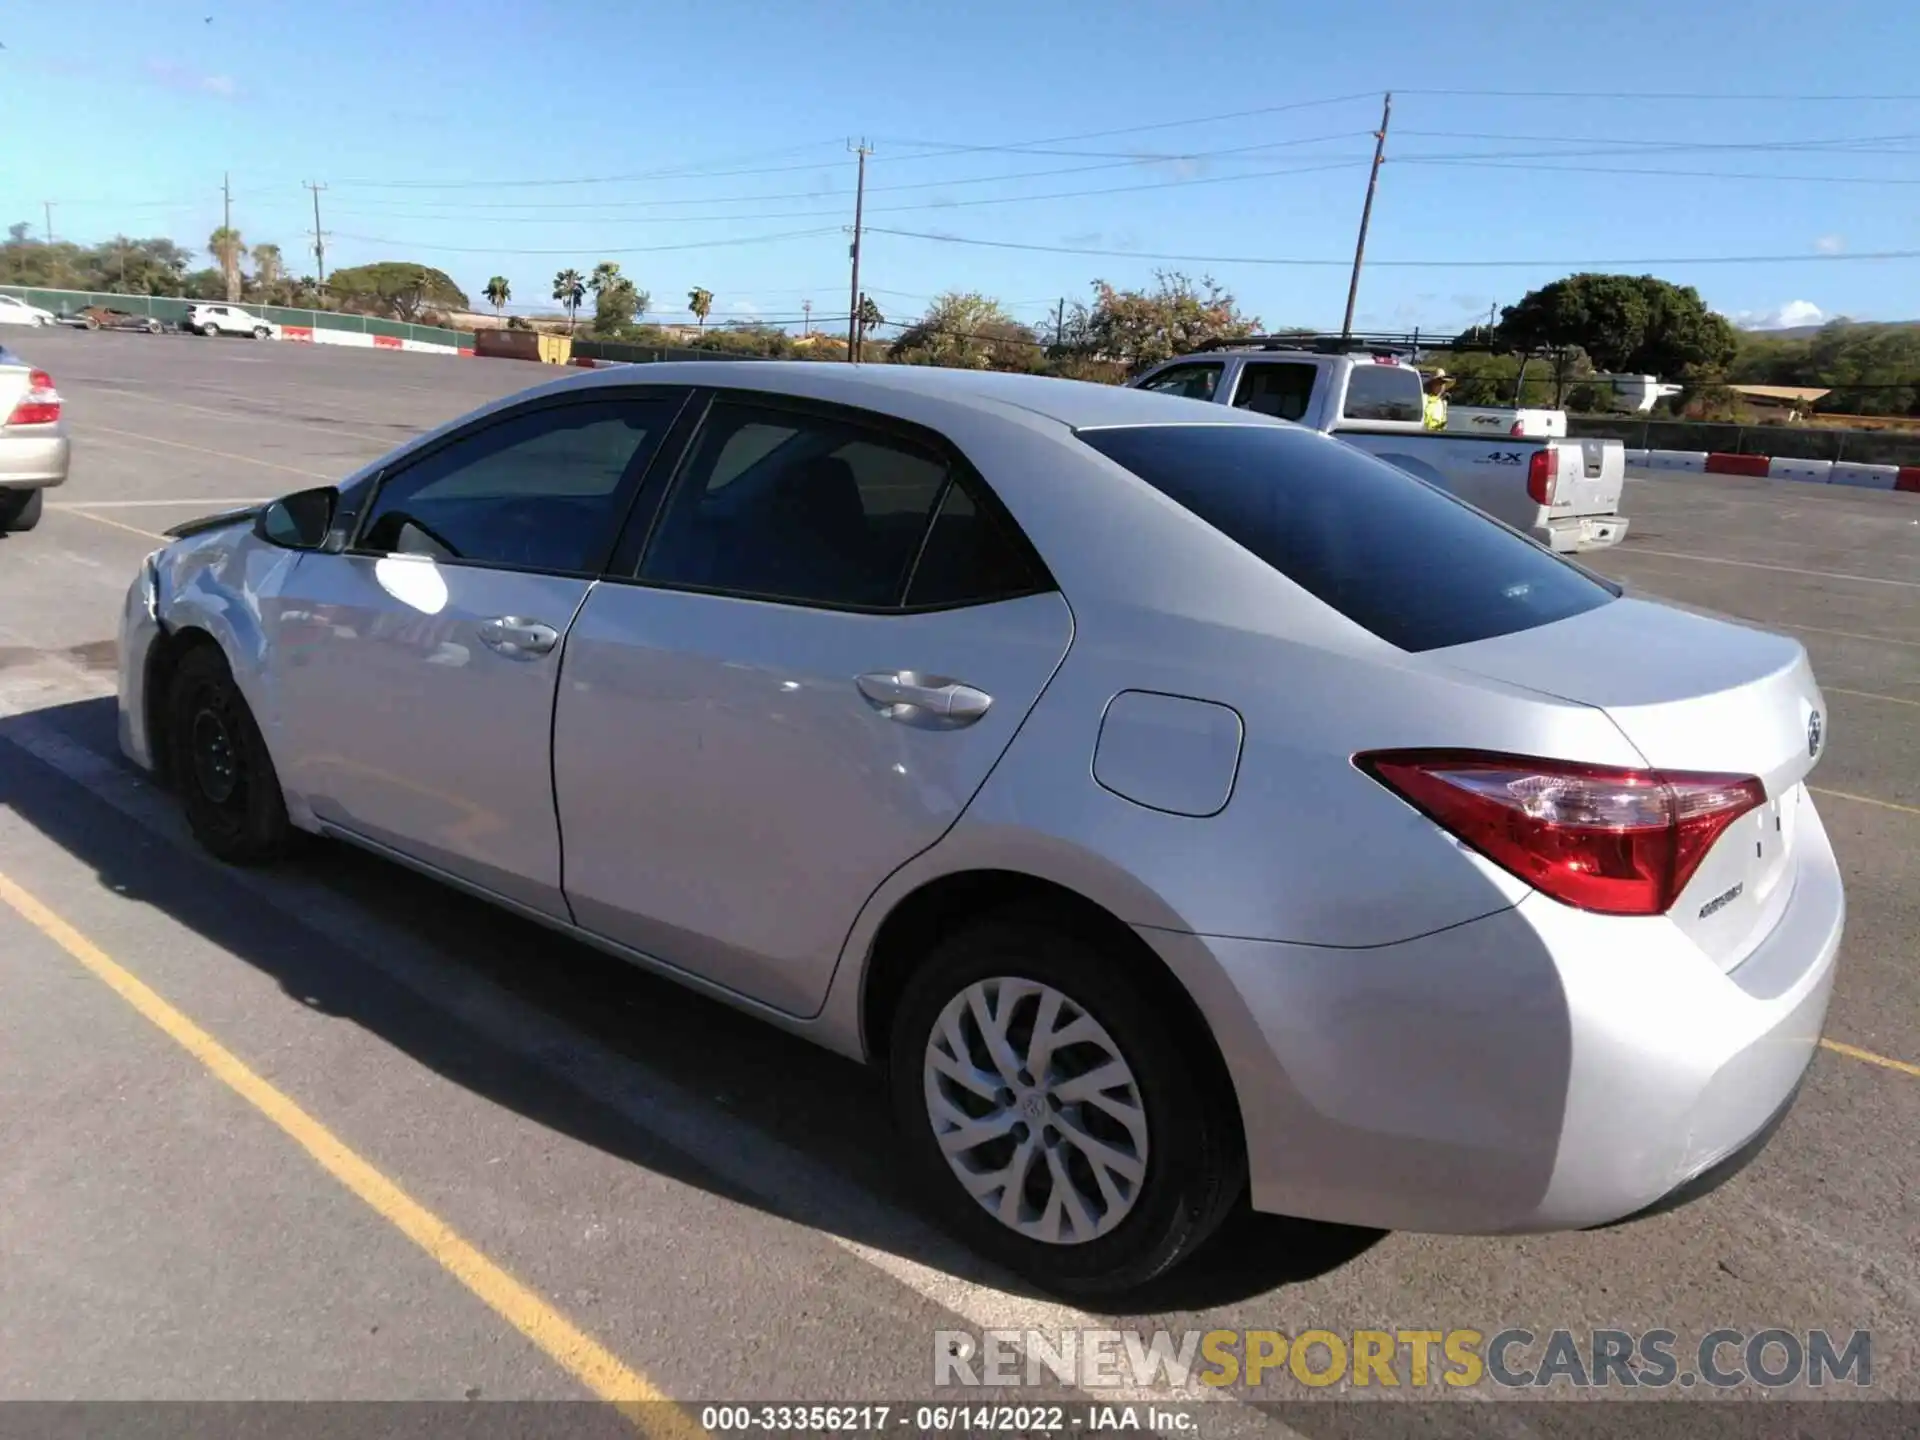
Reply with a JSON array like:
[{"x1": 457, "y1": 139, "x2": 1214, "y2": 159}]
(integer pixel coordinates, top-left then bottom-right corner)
[{"x1": 1188, "y1": 329, "x2": 1509, "y2": 359}]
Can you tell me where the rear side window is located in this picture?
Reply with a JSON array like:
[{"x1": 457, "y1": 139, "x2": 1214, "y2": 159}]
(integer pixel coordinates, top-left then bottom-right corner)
[
  {"x1": 1341, "y1": 362, "x2": 1423, "y2": 423},
  {"x1": 1076, "y1": 424, "x2": 1615, "y2": 653},
  {"x1": 904, "y1": 477, "x2": 1052, "y2": 609},
  {"x1": 1232, "y1": 362, "x2": 1317, "y2": 421}
]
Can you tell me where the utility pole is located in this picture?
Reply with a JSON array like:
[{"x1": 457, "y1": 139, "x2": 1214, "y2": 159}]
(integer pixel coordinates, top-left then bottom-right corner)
[
  {"x1": 1055, "y1": 296, "x2": 1066, "y2": 348},
  {"x1": 42, "y1": 202, "x2": 53, "y2": 244},
  {"x1": 803, "y1": 298, "x2": 812, "y2": 335},
  {"x1": 222, "y1": 172, "x2": 231, "y2": 233},
  {"x1": 846, "y1": 140, "x2": 872, "y2": 362},
  {"x1": 1340, "y1": 92, "x2": 1392, "y2": 343},
  {"x1": 305, "y1": 181, "x2": 328, "y2": 282}
]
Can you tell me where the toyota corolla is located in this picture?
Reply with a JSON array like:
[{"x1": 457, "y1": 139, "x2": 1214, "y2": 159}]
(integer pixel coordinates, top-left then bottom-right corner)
[{"x1": 117, "y1": 362, "x2": 1844, "y2": 1298}]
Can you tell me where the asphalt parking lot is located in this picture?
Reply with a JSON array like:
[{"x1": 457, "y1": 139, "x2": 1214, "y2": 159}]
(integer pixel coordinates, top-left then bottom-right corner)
[{"x1": 0, "y1": 328, "x2": 1915, "y2": 1432}]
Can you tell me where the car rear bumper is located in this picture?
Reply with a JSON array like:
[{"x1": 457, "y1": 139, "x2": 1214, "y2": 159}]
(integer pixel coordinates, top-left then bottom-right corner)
[
  {"x1": 0, "y1": 430, "x2": 70, "y2": 489},
  {"x1": 1543, "y1": 513, "x2": 1628, "y2": 552},
  {"x1": 1142, "y1": 793, "x2": 1842, "y2": 1235}
]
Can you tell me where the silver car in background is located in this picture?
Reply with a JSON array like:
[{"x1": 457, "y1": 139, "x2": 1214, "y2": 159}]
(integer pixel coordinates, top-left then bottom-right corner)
[
  {"x1": 116, "y1": 362, "x2": 1843, "y2": 1297},
  {"x1": 0, "y1": 345, "x2": 69, "y2": 532}
]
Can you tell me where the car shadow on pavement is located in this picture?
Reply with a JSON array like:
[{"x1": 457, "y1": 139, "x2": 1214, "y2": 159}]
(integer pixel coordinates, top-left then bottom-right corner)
[{"x1": 0, "y1": 696, "x2": 1383, "y2": 1314}]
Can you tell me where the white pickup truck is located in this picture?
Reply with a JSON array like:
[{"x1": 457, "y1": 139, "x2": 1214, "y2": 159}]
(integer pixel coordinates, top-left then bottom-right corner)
[{"x1": 1130, "y1": 342, "x2": 1628, "y2": 553}]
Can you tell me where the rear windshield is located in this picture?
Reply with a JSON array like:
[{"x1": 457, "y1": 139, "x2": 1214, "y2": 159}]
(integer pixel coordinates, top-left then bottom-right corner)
[{"x1": 1076, "y1": 423, "x2": 1616, "y2": 653}]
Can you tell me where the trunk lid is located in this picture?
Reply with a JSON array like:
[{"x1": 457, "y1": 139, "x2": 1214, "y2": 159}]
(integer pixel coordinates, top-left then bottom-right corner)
[
  {"x1": 1432, "y1": 597, "x2": 1826, "y2": 971},
  {"x1": 1546, "y1": 437, "x2": 1624, "y2": 519}
]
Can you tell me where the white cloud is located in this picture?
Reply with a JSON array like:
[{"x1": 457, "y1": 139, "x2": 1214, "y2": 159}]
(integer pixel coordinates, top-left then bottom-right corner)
[
  {"x1": 1736, "y1": 300, "x2": 1825, "y2": 330},
  {"x1": 1814, "y1": 234, "x2": 1846, "y2": 254},
  {"x1": 144, "y1": 58, "x2": 240, "y2": 98}
]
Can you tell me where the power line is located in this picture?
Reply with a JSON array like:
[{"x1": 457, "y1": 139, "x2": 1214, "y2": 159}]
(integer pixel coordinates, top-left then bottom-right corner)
[
  {"x1": 1397, "y1": 158, "x2": 1920, "y2": 186},
  {"x1": 862, "y1": 226, "x2": 1920, "y2": 269},
  {"x1": 325, "y1": 226, "x2": 844, "y2": 256},
  {"x1": 1394, "y1": 87, "x2": 1920, "y2": 101}
]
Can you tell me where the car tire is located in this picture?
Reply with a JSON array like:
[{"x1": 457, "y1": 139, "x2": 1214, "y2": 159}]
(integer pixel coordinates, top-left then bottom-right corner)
[
  {"x1": 888, "y1": 913, "x2": 1245, "y2": 1299},
  {"x1": 253, "y1": 326, "x2": 271, "y2": 340},
  {"x1": 84, "y1": 317, "x2": 100, "y2": 331},
  {"x1": 146, "y1": 319, "x2": 163, "y2": 334},
  {"x1": 0, "y1": 488, "x2": 44, "y2": 532},
  {"x1": 164, "y1": 645, "x2": 295, "y2": 865}
]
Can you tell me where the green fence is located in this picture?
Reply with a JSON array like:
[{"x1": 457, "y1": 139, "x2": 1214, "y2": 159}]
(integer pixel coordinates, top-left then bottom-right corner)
[
  {"x1": 0, "y1": 285, "x2": 468, "y2": 348},
  {"x1": 1567, "y1": 414, "x2": 1920, "y2": 468},
  {"x1": 569, "y1": 337, "x2": 756, "y2": 364}
]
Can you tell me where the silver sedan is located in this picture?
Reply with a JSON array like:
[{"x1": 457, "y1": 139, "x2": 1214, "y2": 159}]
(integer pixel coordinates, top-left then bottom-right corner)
[
  {"x1": 0, "y1": 345, "x2": 69, "y2": 532},
  {"x1": 116, "y1": 362, "x2": 1844, "y2": 1298}
]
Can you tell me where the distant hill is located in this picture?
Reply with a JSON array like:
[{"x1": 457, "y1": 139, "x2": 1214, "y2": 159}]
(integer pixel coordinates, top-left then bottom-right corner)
[{"x1": 1745, "y1": 318, "x2": 1920, "y2": 338}]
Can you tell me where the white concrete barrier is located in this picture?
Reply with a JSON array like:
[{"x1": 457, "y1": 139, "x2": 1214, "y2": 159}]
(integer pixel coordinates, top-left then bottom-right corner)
[
  {"x1": 1644, "y1": 450, "x2": 1708, "y2": 473},
  {"x1": 1625, "y1": 448, "x2": 1650, "y2": 467},
  {"x1": 1829, "y1": 462, "x2": 1900, "y2": 490},
  {"x1": 302, "y1": 327, "x2": 461, "y2": 356},
  {"x1": 1767, "y1": 457, "x2": 1833, "y2": 484}
]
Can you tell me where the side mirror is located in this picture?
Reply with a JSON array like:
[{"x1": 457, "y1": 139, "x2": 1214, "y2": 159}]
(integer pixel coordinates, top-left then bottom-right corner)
[{"x1": 254, "y1": 486, "x2": 339, "y2": 550}]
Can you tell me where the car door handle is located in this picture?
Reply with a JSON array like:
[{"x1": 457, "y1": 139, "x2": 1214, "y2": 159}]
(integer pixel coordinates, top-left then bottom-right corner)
[
  {"x1": 856, "y1": 671, "x2": 993, "y2": 726},
  {"x1": 477, "y1": 616, "x2": 560, "y2": 658}
]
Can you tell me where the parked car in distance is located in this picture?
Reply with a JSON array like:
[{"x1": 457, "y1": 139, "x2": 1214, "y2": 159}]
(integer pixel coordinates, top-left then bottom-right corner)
[
  {"x1": 0, "y1": 345, "x2": 69, "y2": 532},
  {"x1": 1131, "y1": 337, "x2": 1629, "y2": 553},
  {"x1": 117, "y1": 363, "x2": 1841, "y2": 1298},
  {"x1": 0, "y1": 293, "x2": 56, "y2": 327},
  {"x1": 60, "y1": 305, "x2": 166, "y2": 334},
  {"x1": 186, "y1": 303, "x2": 279, "y2": 339}
]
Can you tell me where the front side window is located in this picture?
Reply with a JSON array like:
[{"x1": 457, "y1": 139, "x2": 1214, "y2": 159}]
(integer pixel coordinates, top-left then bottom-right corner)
[
  {"x1": 1137, "y1": 363, "x2": 1224, "y2": 402},
  {"x1": 639, "y1": 400, "x2": 954, "y2": 608},
  {"x1": 357, "y1": 396, "x2": 678, "y2": 573},
  {"x1": 1341, "y1": 362, "x2": 1424, "y2": 423}
]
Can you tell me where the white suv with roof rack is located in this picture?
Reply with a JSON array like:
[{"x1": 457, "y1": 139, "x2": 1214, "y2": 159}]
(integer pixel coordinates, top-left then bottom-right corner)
[
  {"x1": 1131, "y1": 336, "x2": 1629, "y2": 553},
  {"x1": 185, "y1": 304, "x2": 279, "y2": 340}
]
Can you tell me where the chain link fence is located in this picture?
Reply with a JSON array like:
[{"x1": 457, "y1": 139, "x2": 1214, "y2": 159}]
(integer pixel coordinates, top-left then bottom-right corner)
[{"x1": 1567, "y1": 414, "x2": 1920, "y2": 467}]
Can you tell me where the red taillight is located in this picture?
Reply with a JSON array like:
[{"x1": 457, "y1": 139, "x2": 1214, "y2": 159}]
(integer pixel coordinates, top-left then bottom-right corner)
[
  {"x1": 1526, "y1": 448, "x2": 1556, "y2": 505},
  {"x1": 7, "y1": 369, "x2": 61, "y2": 426},
  {"x1": 1357, "y1": 749, "x2": 1765, "y2": 916}
]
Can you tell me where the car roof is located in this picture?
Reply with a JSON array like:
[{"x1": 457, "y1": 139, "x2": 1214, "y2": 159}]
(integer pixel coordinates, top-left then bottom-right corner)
[{"x1": 550, "y1": 359, "x2": 1283, "y2": 430}]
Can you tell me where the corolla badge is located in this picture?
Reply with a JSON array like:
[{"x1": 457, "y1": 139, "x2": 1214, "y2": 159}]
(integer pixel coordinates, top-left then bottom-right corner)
[{"x1": 1808, "y1": 710, "x2": 1824, "y2": 759}]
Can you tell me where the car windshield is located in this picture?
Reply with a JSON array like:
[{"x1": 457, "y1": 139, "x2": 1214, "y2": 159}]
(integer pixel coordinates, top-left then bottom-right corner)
[{"x1": 1076, "y1": 422, "x2": 1618, "y2": 653}]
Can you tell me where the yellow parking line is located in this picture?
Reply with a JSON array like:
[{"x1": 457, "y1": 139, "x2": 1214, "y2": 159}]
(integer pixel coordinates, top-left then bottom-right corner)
[
  {"x1": 50, "y1": 506, "x2": 165, "y2": 542},
  {"x1": 1824, "y1": 686, "x2": 1920, "y2": 709},
  {"x1": 1811, "y1": 785, "x2": 1920, "y2": 818},
  {"x1": 76, "y1": 423, "x2": 335, "y2": 481},
  {"x1": 1821, "y1": 1039, "x2": 1920, "y2": 1079},
  {"x1": 0, "y1": 869, "x2": 702, "y2": 1438}
]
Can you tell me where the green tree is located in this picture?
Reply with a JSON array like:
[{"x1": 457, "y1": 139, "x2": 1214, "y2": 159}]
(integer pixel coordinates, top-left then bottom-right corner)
[
  {"x1": 208, "y1": 226, "x2": 245, "y2": 302},
  {"x1": 327, "y1": 261, "x2": 470, "y2": 321},
  {"x1": 687, "y1": 287, "x2": 714, "y2": 328},
  {"x1": 553, "y1": 268, "x2": 587, "y2": 332},
  {"x1": 1497, "y1": 273, "x2": 1737, "y2": 378},
  {"x1": 591, "y1": 279, "x2": 642, "y2": 335},
  {"x1": 1072, "y1": 270, "x2": 1258, "y2": 370},
  {"x1": 888, "y1": 291, "x2": 1040, "y2": 371},
  {"x1": 483, "y1": 275, "x2": 511, "y2": 317}
]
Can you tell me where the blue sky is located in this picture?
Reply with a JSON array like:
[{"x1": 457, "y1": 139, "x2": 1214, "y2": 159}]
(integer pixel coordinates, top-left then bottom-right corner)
[{"x1": 6, "y1": 0, "x2": 1916, "y2": 335}]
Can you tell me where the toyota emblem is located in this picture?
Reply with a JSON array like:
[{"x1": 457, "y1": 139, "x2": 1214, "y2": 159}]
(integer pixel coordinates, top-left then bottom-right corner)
[{"x1": 1808, "y1": 710, "x2": 1823, "y2": 759}]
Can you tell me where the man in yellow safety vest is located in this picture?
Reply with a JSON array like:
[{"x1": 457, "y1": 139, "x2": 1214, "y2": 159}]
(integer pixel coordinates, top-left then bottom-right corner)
[{"x1": 1422, "y1": 368, "x2": 1455, "y2": 430}]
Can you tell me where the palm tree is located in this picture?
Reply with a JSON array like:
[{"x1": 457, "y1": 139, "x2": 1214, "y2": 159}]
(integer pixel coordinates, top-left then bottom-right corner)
[
  {"x1": 687, "y1": 287, "x2": 714, "y2": 328},
  {"x1": 590, "y1": 260, "x2": 622, "y2": 296},
  {"x1": 552, "y1": 268, "x2": 586, "y2": 332},
  {"x1": 208, "y1": 226, "x2": 245, "y2": 302},
  {"x1": 250, "y1": 243, "x2": 284, "y2": 303},
  {"x1": 484, "y1": 275, "x2": 511, "y2": 317}
]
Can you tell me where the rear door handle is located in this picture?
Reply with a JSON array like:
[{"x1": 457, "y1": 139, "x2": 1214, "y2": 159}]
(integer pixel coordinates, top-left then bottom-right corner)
[
  {"x1": 477, "y1": 616, "x2": 560, "y2": 658},
  {"x1": 856, "y1": 671, "x2": 993, "y2": 727}
]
